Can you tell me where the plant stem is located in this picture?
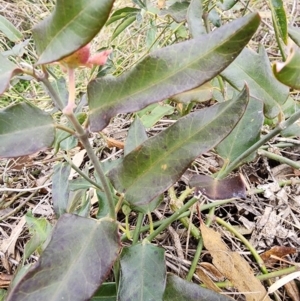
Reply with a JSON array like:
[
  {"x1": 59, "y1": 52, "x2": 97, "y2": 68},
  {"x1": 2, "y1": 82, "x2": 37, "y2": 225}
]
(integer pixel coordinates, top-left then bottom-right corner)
[
  {"x1": 132, "y1": 213, "x2": 144, "y2": 245},
  {"x1": 66, "y1": 113, "x2": 116, "y2": 220},
  {"x1": 258, "y1": 149, "x2": 300, "y2": 169},
  {"x1": 62, "y1": 155, "x2": 104, "y2": 192},
  {"x1": 186, "y1": 238, "x2": 203, "y2": 281},
  {"x1": 215, "y1": 217, "x2": 268, "y2": 274},
  {"x1": 218, "y1": 110, "x2": 300, "y2": 178},
  {"x1": 55, "y1": 124, "x2": 76, "y2": 135}
]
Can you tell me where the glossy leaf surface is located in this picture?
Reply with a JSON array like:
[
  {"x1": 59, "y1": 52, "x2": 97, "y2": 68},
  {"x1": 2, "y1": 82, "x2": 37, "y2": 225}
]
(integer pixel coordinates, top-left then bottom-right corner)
[
  {"x1": 0, "y1": 54, "x2": 22, "y2": 95},
  {"x1": 7, "y1": 214, "x2": 120, "y2": 301},
  {"x1": 32, "y1": 0, "x2": 115, "y2": 65},
  {"x1": 118, "y1": 243, "x2": 166, "y2": 301},
  {"x1": 0, "y1": 103, "x2": 55, "y2": 158},
  {"x1": 216, "y1": 98, "x2": 264, "y2": 164},
  {"x1": 108, "y1": 87, "x2": 249, "y2": 206},
  {"x1": 221, "y1": 46, "x2": 289, "y2": 119},
  {"x1": 273, "y1": 46, "x2": 300, "y2": 89},
  {"x1": 163, "y1": 274, "x2": 233, "y2": 301},
  {"x1": 88, "y1": 13, "x2": 260, "y2": 132}
]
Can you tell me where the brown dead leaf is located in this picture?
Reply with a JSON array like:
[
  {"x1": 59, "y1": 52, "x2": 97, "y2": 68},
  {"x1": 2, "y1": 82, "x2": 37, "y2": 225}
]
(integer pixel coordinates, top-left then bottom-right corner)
[
  {"x1": 261, "y1": 246, "x2": 297, "y2": 266},
  {"x1": 285, "y1": 280, "x2": 300, "y2": 301},
  {"x1": 199, "y1": 262, "x2": 225, "y2": 281},
  {"x1": 201, "y1": 223, "x2": 271, "y2": 301},
  {"x1": 7, "y1": 155, "x2": 33, "y2": 170},
  {"x1": 196, "y1": 267, "x2": 222, "y2": 293},
  {"x1": 0, "y1": 273, "x2": 12, "y2": 288},
  {"x1": 105, "y1": 137, "x2": 124, "y2": 149}
]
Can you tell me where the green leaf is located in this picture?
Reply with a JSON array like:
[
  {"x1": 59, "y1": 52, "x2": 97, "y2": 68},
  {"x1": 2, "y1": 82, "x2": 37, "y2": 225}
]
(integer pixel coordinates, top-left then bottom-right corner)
[
  {"x1": 118, "y1": 243, "x2": 166, "y2": 301},
  {"x1": 138, "y1": 103, "x2": 174, "y2": 128},
  {"x1": 269, "y1": 0, "x2": 288, "y2": 44},
  {"x1": 108, "y1": 86, "x2": 249, "y2": 206},
  {"x1": 160, "y1": 1, "x2": 190, "y2": 23},
  {"x1": 0, "y1": 289, "x2": 7, "y2": 301},
  {"x1": 111, "y1": 14, "x2": 137, "y2": 42},
  {"x1": 0, "y1": 54, "x2": 22, "y2": 95},
  {"x1": 124, "y1": 117, "x2": 148, "y2": 155},
  {"x1": 187, "y1": 0, "x2": 206, "y2": 38},
  {"x1": 221, "y1": 45, "x2": 289, "y2": 119},
  {"x1": 273, "y1": 46, "x2": 300, "y2": 89},
  {"x1": 288, "y1": 26, "x2": 300, "y2": 47},
  {"x1": 0, "y1": 15, "x2": 23, "y2": 42},
  {"x1": 52, "y1": 163, "x2": 71, "y2": 217},
  {"x1": 0, "y1": 103, "x2": 55, "y2": 158},
  {"x1": 163, "y1": 274, "x2": 233, "y2": 301},
  {"x1": 32, "y1": 0, "x2": 115, "y2": 65},
  {"x1": 88, "y1": 13, "x2": 260, "y2": 132},
  {"x1": 106, "y1": 7, "x2": 140, "y2": 25},
  {"x1": 23, "y1": 212, "x2": 53, "y2": 263},
  {"x1": 92, "y1": 283, "x2": 117, "y2": 301},
  {"x1": 7, "y1": 214, "x2": 120, "y2": 301},
  {"x1": 216, "y1": 98, "x2": 264, "y2": 164}
]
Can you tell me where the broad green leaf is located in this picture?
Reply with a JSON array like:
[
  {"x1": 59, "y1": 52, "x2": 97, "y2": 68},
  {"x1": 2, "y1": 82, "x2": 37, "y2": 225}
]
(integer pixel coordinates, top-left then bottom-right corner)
[
  {"x1": 52, "y1": 163, "x2": 71, "y2": 217},
  {"x1": 32, "y1": 0, "x2": 115, "y2": 65},
  {"x1": 163, "y1": 274, "x2": 233, "y2": 301},
  {"x1": 216, "y1": 98, "x2": 264, "y2": 164},
  {"x1": 0, "y1": 15, "x2": 23, "y2": 42},
  {"x1": 118, "y1": 243, "x2": 166, "y2": 301},
  {"x1": 106, "y1": 7, "x2": 140, "y2": 25},
  {"x1": 108, "y1": 86, "x2": 249, "y2": 206},
  {"x1": 288, "y1": 26, "x2": 300, "y2": 46},
  {"x1": 0, "y1": 289, "x2": 7, "y2": 301},
  {"x1": 111, "y1": 14, "x2": 137, "y2": 42},
  {"x1": 0, "y1": 54, "x2": 22, "y2": 95},
  {"x1": 23, "y1": 212, "x2": 53, "y2": 263},
  {"x1": 92, "y1": 283, "x2": 117, "y2": 301},
  {"x1": 273, "y1": 46, "x2": 300, "y2": 89},
  {"x1": 7, "y1": 214, "x2": 120, "y2": 301},
  {"x1": 268, "y1": 0, "x2": 288, "y2": 44},
  {"x1": 0, "y1": 103, "x2": 55, "y2": 158},
  {"x1": 221, "y1": 45, "x2": 289, "y2": 119},
  {"x1": 88, "y1": 13, "x2": 260, "y2": 132},
  {"x1": 187, "y1": 0, "x2": 206, "y2": 38},
  {"x1": 124, "y1": 117, "x2": 148, "y2": 155},
  {"x1": 2, "y1": 40, "x2": 30, "y2": 58},
  {"x1": 208, "y1": 8, "x2": 221, "y2": 27},
  {"x1": 219, "y1": 0, "x2": 240, "y2": 10}
]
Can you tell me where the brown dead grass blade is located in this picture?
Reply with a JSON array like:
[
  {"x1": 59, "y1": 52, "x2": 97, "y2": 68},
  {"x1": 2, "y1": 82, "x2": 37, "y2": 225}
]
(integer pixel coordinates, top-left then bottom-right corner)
[{"x1": 200, "y1": 223, "x2": 271, "y2": 301}]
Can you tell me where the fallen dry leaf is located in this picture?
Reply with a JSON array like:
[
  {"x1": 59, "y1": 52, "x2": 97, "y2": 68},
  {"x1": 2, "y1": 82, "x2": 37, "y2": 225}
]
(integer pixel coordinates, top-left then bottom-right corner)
[
  {"x1": 284, "y1": 279, "x2": 300, "y2": 301},
  {"x1": 196, "y1": 267, "x2": 222, "y2": 293},
  {"x1": 261, "y1": 246, "x2": 297, "y2": 266},
  {"x1": 201, "y1": 223, "x2": 271, "y2": 301},
  {"x1": 105, "y1": 137, "x2": 124, "y2": 149}
]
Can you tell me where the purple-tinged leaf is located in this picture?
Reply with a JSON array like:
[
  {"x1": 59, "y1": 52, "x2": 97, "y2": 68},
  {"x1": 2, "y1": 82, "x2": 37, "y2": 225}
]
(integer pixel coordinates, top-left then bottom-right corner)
[
  {"x1": 0, "y1": 103, "x2": 55, "y2": 158},
  {"x1": 32, "y1": 0, "x2": 115, "y2": 65},
  {"x1": 7, "y1": 214, "x2": 120, "y2": 301},
  {"x1": 108, "y1": 86, "x2": 249, "y2": 206},
  {"x1": 190, "y1": 174, "x2": 246, "y2": 200},
  {"x1": 88, "y1": 13, "x2": 260, "y2": 132}
]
